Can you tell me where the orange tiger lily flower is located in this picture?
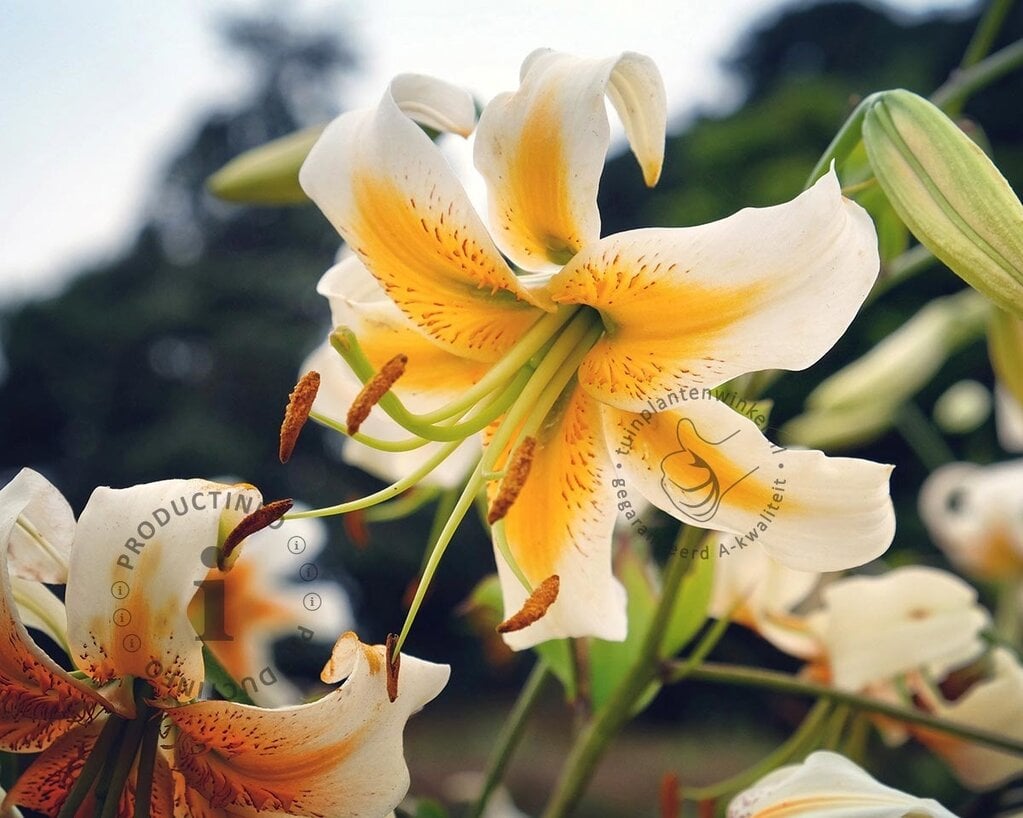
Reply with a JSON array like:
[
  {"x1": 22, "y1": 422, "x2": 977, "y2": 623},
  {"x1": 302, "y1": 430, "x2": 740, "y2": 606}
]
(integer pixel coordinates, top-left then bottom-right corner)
[
  {"x1": 0, "y1": 469, "x2": 447, "y2": 817},
  {"x1": 297, "y1": 49, "x2": 895, "y2": 649}
]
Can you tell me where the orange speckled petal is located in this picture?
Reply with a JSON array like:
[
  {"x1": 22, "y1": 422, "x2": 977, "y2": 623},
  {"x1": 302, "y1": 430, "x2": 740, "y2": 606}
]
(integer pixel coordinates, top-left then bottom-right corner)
[
  {"x1": 490, "y1": 383, "x2": 625, "y2": 649},
  {"x1": 66, "y1": 480, "x2": 263, "y2": 702},
  {"x1": 169, "y1": 636, "x2": 448, "y2": 817},
  {"x1": 301, "y1": 76, "x2": 549, "y2": 362},
  {"x1": 0, "y1": 476, "x2": 106, "y2": 753},
  {"x1": 549, "y1": 171, "x2": 879, "y2": 412}
]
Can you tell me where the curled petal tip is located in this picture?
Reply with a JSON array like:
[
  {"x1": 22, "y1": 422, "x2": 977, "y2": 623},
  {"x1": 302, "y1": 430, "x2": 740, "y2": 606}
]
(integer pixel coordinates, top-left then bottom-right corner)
[
  {"x1": 279, "y1": 371, "x2": 320, "y2": 463},
  {"x1": 497, "y1": 575, "x2": 560, "y2": 633}
]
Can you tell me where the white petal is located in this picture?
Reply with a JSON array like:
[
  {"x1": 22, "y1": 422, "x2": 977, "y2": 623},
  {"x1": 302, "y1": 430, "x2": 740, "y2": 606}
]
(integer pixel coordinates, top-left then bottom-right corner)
[
  {"x1": 475, "y1": 49, "x2": 665, "y2": 272},
  {"x1": 550, "y1": 171, "x2": 879, "y2": 412},
  {"x1": 809, "y1": 566, "x2": 989, "y2": 691},
  {"x1": 172, "y1": 634, "x2": 449, "y2": 817},
  {"x1": 608, "y1": 397, "x2": 895, "y2": 572},
  {"x1": 1, "y1": 468, "x2": 73, "y2": 583},
  {"x1": 65, "y1": 479, "x2": 263, "y2": 700},
  {"x1": 728, "y1": 750, "x2": 957, "y2": 818},
  {"x1": 924, "y1": 648, "x2": 1023, "y2": 790},
  {"x1": 390, "y1": 73, "x2": 477, "y2": 136}
]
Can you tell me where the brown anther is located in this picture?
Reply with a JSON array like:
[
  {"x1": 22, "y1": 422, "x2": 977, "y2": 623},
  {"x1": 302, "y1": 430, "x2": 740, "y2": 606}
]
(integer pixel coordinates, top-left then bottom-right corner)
[
  {"x1": 279, "y1": 371, "x2": 320, "y2": 463},
  {"x1": 497, "y1": 574, "x2": 559, "y2": 634},
  {"x1": 219, "y1": 499, "x2": 294, "y2": 571},
  {"x1": 659, "y1": 772, "x2": 680, "y2": 818},
  {"x1": 487, "y1": 437, "x2": 536, "y2": 524},
  {"x1": 346, "y1": 354, "x2": 408, "y2": 435},
  {"x1": 385, "y1": 632, "x2": 401, "y2": 702}
]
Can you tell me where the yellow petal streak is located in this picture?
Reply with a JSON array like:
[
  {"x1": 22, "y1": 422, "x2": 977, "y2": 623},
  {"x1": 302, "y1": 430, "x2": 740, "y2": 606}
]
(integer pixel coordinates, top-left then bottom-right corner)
[
  {"x1": 497, "y1": 385, "x2": 612, "y2": 583},
  {"x1": 348, "y1": 170, "x2": 544, "y2": 362},
  {"x1": 550, "y1": 248, "x2": 763, "y2": 406},
  {"x1": 496, "y1": 96, "x2": 582, "y2": 265}
]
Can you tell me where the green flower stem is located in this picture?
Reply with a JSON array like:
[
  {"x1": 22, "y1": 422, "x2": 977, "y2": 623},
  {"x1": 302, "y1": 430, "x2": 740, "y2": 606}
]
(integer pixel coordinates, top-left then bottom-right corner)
[
  {"x1": 893, "y1": 400, "x2": 956, "y2": 471},
  {"x1": 867, "y1": 243, "x2": 936, "y2": 303},
  {"x1": 468, "y1": 661, "x2": 551, "y2": 818},
  {"x1": 805, "y1": 93, "x2": 877, "y2": 187},
  {"x1": 55, "y1": 714, "x2": 128, "y2": 818},
  {"x1": 667, "y1": 610, "x2": 734, "y2": 683},
  {"x1": 363, "y1": 486, "x2": 441, "y2": 523},
  {"x1": 668, "y1": 660, "x2": 1023, "y2": 756},
  {"x1": 97, "y1": 683, "x2": 154, "y2": 818},
  {"x1": 394, "y1": 466, "x2": 485, "y2": 654},
  {"x1": 541, "y1": 527, "x2": 705, "y2": 818},
  {"x1": 285, "y1": 439, "x2": 464, "y2": 519},
  {"x1": 133, "y1": 714, "x2": 163, "y2": 818},
  {"x1": 996, "y1": 579, "x2": 1022, "y2": 648},
  {"x1": 960, "y1": 0, "x2": 1017, "y2": 70},
  {"x1": 682, "y1": 699, "x2": 833, "y2": 802}
]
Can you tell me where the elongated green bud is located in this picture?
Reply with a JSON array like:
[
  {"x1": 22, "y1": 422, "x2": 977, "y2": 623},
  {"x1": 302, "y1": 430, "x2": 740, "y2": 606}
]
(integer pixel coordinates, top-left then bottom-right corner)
[
  {"x1": 206, "y1": 125, "x2": 325, "y2": 205},
  {"x1": 863, "y1": 90, "x2": 1023, "y2": 317}
]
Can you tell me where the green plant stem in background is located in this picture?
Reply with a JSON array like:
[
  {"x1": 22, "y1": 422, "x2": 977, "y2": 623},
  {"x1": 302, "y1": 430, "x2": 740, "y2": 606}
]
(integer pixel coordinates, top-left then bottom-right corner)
[
  {"x1": 681, "y1": 699, "x2": 833, "y2": 802},
  {"x1": 933, "y1": 37, "x2": 1023, "y2": 113},
  {"x1": 955, "y1": 0, "x2": 1019, "y2": 90},
  {"x1": 541, "y1": 527, "x2": 703, "y2": 818},
  {"x1": 469, "y1": 661, "x2": 551, "y2": 818},
  {"x1": 672, "y1": 661, "x2": 1023, "y2": 756},
  {"x1": 996, "y1": 580, "x2": 1022, "y2": 649},
  {"x1": 868, "y1": 243, "x2": 936, "y2": 303},
  {"x1": 893, "y1": 401, "x2": 957, "y2": 471}
]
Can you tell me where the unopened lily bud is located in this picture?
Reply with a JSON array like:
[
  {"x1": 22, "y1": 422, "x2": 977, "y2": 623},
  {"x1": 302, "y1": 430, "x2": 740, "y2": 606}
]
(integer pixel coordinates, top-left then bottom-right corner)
[
  {"x1": 863, "y1": 90, "x2": 1023, "y2": 318},
  {"x1": 207, "y1": 125, "x2": 325, "y2": 205},
  {"x1": 988, "y1": 307, "x2": 1023, "y2": 408}
]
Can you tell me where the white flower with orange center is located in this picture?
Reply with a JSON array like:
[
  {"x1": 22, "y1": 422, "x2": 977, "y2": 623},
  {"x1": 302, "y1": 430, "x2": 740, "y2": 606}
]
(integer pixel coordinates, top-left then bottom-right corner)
[
  {"x1": 290, "y1": 48, "x2": 896, "y2": 650},
  {"x1": 0, "y1": 469, "x2": 447, "y2": 817}
]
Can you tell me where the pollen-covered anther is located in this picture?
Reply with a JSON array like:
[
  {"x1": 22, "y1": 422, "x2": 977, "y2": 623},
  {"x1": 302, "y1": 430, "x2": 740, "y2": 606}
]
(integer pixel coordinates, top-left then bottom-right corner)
[
  {"x1": 487, "y1": 436, "x2": 536, "y2": 524},
  {"x1": 385, "y1": 632, "x2": 401, "y2": 703},
  {"x1": 279, "y1": 370, "x2": 320, "y2": 463},
  {"x1": 346, "y1": 354, "x2": 408, "y2": 435},
  {"x1": 497, "y1": 574, "x2": 560, "y2": 634},
  {"x1": 219, "y1": 499, "x2": 294, "y2": 571}
]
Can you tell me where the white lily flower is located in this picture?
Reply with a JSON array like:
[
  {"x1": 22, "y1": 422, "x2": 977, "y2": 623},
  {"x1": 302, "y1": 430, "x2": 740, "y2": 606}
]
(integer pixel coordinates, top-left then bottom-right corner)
[
  {"x1": 728, "y1": 750, "x2": 956, "y2": 817},
  {"x1": 709, "y1": 545, "x2": 820, "y2": 659},
  {"x1": 806, "y1": 566, "x2": 990, "y2": 692},
  {"x1": 920, "y1": 460, "x2": 1023, "y2": 582},
  {"x1": 914, "y1": 648, "x2": 1023, "y2": 791}
]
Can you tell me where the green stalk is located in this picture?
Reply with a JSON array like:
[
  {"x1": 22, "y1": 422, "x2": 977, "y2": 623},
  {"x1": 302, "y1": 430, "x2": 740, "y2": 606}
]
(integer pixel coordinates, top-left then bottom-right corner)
[
  {"x1": 133, "y1": 714, "x2": 163, "y2": 818},
  {"x1": 55, "y1": 715, "x2": 128, "y2": 818},
  {"x1": 541, "y1": 527, "x2": 704, "y2": 818},
  {"x1": 893, "y1": 401, "x2": 956, "y2": 471},
  {"x1": 670, "y1": 661, "x2": 1023, "y2": 756},
  {"x1": 934, "y1": 38, "x2": 1023, "y2": 112},
  {"x1": 682, "y1": 699, "x2": 832, "y2": 801},
  {"x1": 468, "y1": 661, "x2": 551, "y2": 818}
]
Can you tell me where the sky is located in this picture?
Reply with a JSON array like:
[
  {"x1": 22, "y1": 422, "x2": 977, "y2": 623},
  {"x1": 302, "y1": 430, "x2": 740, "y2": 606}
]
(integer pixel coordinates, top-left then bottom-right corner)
[{"x1": 0, "y1": 0, "x2": 975, "y2": 304}]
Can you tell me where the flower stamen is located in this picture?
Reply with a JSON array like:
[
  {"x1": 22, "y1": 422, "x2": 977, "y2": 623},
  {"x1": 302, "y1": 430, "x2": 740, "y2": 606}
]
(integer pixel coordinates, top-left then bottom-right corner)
[
  {"x1": 487, "y1": 436, "x2": 536, "y2": 524},
  {"x1": 347, "y1": 354, "x2": 408, "y2": 435},
  {"x1": 219, "y1": 499, "x2": 294, "y2": 570},
  {"x1": 385, "y1": 632, "x2": 401, "y2": 702},
  {"x1": 279, "y1": 371, "x2": 320, "y2": 463},
  {"x1": 497, "y1": 575, "x2": 560, "y2": 633}
]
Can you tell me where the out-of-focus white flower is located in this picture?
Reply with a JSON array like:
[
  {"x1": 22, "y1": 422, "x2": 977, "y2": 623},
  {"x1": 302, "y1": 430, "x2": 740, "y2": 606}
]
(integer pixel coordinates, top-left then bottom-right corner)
[
  {"x1": 913, "y1": 648, "x2": 1023, "y2": 791},
  {"x1": 995, "y1": 384, "x2": 1023, "y2": 453},
  {"x1": 195, "y1": 510, "x2": 355, "y2": 707},
  {"x1": 920, "y1": 460, "x2": 1023, "y2": 582},
  {"x1": 805, "y1": 566, "x2": 989, "y2": 691},
  {"x1": 709, "y1": 546, "x2": 820, "y2": 659},
  {"x1": 727, "y1": 750, "x2": 956, "y2": 817}
]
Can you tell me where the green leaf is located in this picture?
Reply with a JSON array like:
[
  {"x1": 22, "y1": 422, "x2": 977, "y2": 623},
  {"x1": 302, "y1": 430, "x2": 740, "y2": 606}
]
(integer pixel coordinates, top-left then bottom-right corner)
[
  {"x1": 588, "y1": 545, "x2": 659, "y2": 710},
  {"x1": 662, "y1": 546, "x2": 715, "y2": 657},
  {"x1": 533, "y1": 639, "x2": 576, "y2": 700}
]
